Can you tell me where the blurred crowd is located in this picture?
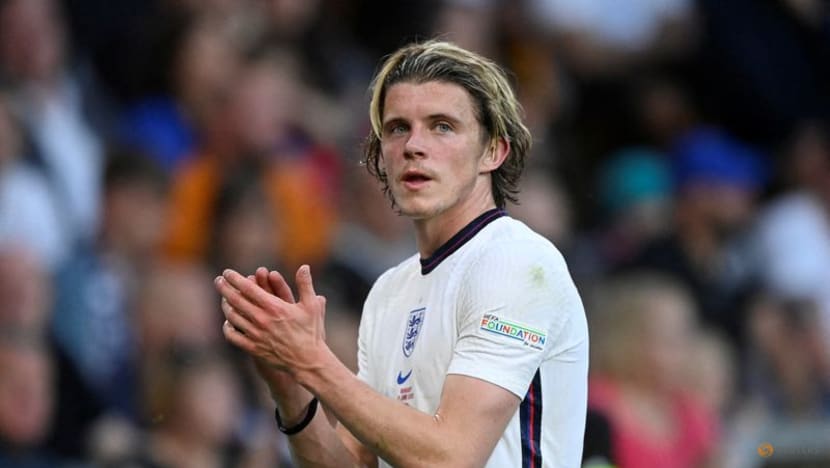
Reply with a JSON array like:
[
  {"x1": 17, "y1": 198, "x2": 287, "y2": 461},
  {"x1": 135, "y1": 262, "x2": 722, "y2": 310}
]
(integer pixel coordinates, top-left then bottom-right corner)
[{"x1": 0, "y1": 0, "x2": 828, "y2": 467}]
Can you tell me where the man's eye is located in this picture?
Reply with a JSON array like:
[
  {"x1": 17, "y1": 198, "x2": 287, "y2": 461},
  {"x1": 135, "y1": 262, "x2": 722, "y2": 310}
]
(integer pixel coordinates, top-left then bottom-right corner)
[
  {"x1": 389, "y1": 125, "x2": 408, "y2": 135},
  {"x1": 435, "y1": 122, "x2": 452, "y2": 132}
]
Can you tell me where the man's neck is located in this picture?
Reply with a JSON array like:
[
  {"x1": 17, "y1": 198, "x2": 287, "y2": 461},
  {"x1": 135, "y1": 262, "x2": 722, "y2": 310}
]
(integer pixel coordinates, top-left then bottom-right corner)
[{"x1": 412, "y1": 191, "x2": 497, "y2": 258}]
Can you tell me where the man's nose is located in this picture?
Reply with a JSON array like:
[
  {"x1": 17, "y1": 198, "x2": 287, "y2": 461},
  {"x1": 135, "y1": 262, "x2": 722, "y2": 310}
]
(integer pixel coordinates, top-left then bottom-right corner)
[{"x1": 404, "y1": 126, "x2": 428, "y2": 159}]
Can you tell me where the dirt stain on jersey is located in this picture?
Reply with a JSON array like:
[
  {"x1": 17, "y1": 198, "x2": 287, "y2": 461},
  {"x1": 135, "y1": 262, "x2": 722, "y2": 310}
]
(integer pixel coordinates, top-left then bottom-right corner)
[{"x1": 530, "y1": 266, "x2": 546, "y2": 288}]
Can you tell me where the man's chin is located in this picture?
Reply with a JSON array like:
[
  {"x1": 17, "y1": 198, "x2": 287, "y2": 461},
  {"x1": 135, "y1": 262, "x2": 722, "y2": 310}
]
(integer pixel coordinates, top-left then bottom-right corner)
[
  {"x1": 394, "y1": 201, "x2": 437, "y2": 220},
  {"x1": 392, "y1": 190, "x2": 449, "y2": 219}
]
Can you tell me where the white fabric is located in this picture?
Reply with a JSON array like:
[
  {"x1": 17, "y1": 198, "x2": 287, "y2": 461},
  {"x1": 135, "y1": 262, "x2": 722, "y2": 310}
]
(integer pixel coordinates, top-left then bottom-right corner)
[
  {"x1": 18, "y1": 77, "x2": 103, "y2": 244},
  {"x1": 0, "y1": 162, "x2": 69, "y2": 269},
  {"x1": 358, "y1": 216, "x2": 589, "y2": 468},
  {"x1": 529, "y1": 0, "x2": 691, "y2": 50},
  {"x1": 754, "y1": 192, "x2": 830, "y2": 339}
]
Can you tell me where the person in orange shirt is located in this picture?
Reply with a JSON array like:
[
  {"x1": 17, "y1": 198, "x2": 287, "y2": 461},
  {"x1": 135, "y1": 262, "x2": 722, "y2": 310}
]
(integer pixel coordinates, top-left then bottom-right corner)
[{"x1": 164, "y1": 45, "x2": 338, "y2": 272}]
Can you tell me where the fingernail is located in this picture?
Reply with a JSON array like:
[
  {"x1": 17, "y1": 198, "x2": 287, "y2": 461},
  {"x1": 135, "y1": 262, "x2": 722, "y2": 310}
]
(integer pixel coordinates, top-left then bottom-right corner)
[
  {"x1": 223, "y1": 269, "x2": 231, "y2": 277},
  {"x1": 214, "y1": 276, "x2": 222, "y2": 284}
]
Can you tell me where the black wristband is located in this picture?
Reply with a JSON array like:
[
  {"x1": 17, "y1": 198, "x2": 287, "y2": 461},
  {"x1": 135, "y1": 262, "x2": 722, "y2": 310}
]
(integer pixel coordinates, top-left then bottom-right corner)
[{"x1": 274, "y1": 397, "x2": 318, "y2": 435}]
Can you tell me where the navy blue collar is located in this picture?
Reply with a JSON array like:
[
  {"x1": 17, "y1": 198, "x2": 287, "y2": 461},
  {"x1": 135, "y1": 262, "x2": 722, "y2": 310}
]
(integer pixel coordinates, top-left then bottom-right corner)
[{"x1": 419, "y1": 208, "x2": 506, "y2": 275}]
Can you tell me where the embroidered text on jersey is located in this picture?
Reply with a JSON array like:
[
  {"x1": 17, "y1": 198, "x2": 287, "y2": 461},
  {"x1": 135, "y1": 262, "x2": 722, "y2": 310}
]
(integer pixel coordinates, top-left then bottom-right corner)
[{"x1": 479, "y1": 313, "x2": 547, "y2": 351}]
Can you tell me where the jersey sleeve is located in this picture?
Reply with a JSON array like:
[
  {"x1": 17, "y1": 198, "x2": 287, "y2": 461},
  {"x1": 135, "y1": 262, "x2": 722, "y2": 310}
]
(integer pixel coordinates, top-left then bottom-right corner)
[
  {"x1": 447, "y1": 241, "x2": 578, "y2": 398},
  {"x1": 356, "y1": 290, "x2": 376, "y2": 386},
  {"x1": 356, "y1": 313, "x2": 371, "y2": 385}
]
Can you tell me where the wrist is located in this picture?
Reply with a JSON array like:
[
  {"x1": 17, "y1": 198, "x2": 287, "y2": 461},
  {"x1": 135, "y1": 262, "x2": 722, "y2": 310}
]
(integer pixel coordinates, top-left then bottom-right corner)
[
  {"x1": 275, "y1": 396, "x2": 318, "y2": 435},
  {"x1": 271, "y1": 385, "x2": 315, "y2": 426},
  {"x1": 291, "y1": 344, "x2": 336, "y2": 390},
  {"x1": 292, "y1": 346, "x2": 352, "y2": 403}
]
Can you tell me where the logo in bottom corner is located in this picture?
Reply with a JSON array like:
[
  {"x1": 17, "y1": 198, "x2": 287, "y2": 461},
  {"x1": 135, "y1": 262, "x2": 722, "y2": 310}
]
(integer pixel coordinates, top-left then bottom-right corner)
[{"x1": 402, "y1": 307, "x2": 426, "y2": 357}]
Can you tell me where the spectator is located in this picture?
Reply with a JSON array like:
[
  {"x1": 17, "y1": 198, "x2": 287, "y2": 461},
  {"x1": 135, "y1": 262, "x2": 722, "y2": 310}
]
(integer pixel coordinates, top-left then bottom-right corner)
[
  {"x1": 528, "y1": 0, "x2": 697, "y2": 76},
  {"x1": 0, "y1": 96, "x2": 68, "y2": 270},
  {"x1": 633, "y1": 74, "x2": 698, "y2": 150},
  {"x1": 0, "y1": 330, "x2": 87, "y2": 467},
  {"x1": 0, "y1": 0, "x2": 108, "y2": 247},
  {"x1": 572, "y1": 147, "x2": 673, "y2": 282},
  {"x1": 628, "y1": 127, "x2": 767, "y2": 347},
  {"x1": 432, "y1": 0, "x2": 499, "y2": 58},
  {"x1": 510, "y1": 167, "x2": 574, "y2": 248},
  {"x1": 744, "y1": 295, "x2": 830, "y2": 419},
  {"x1": 117, "y1": 14, "x2": 241, "y2": 172},
  {"x1": 163, "y1": 44, "x2": 338, "y2": 272},
  {"x1": 262, "y1": 0, "x2": 367, "y2": 147},
  {"x1": 49, "y1": 151, "x2": 169, "y2": 456},
  {"x1": 131, "y1": 262, "x2": 293, "y2": 467},
  {"x1": 134, "y1": 263, "x2": 223, "y2": 375},
  {"x1": 588, "y1": 272, "x2": 720, "y2": 468},
  {"x1": 687, "y1": 328, "x2": 737, "y2": 418},
  {"x1": 753, "y1": 121, "x2": 830, "y2": 343},
  {"x1": 112, "y1": 348, "x2": 253, "y2": 468}
]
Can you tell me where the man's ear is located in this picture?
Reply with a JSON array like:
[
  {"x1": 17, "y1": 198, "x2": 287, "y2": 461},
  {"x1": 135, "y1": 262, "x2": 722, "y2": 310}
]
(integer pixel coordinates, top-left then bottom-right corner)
[{"x1": 480, "y1": 136, "x2": 510, "y2": 173}]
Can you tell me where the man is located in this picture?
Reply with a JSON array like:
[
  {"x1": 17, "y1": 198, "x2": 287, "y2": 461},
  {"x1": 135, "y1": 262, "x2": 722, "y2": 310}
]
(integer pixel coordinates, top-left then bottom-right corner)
[{"x1": 215, "y1": 40, "x2": 588, "y2": 467}]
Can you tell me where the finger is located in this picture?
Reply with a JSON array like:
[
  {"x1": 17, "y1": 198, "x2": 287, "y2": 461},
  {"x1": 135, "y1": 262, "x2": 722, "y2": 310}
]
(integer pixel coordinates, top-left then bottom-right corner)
[
  {"x1": 255, "y1": 267, "x2": 275, "y2": 295},
  {"x1": 215, "y1": 275, "x2": 265, "y2": 324},
  {"x1": 223, "y1": 320, "x2": 257, "y2": 354},
  {"x1": 222, "y1": 269, "x2": 278, "y2": 308},
  {"x1": 318, "y1": 295, "x2": 327, "y2": 340},
  {"x1": 247, "y1": 274, "x2": 262, "y2": 294},
  {"x1": 268, "y1": 270, "x2": 296, "y2": 304},
  {"x1": 295, "y1": 265, "x2": 317, "y2": 304},
  {"x1": 222, "y1": 298, "x2": 257, "y2": 339}
]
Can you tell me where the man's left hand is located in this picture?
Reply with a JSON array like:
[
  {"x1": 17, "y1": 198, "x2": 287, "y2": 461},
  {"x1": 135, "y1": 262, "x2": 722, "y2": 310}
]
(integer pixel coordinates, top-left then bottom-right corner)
[{"x1": 215, "y1": 265, "x2": 328, "y2": 377}]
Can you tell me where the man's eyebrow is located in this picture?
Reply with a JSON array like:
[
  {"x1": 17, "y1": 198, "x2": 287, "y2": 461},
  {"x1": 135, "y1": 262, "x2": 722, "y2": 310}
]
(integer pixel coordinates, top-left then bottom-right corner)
[
  {"x1": 426, "y1": 113, "x2": 461, "y2": 123},
  {"x1": 382, "y1": 113, "x2": 462, "y2": 127},
  {"x1": 382, "y1": 116, "x2": 408, "y2": 128}
]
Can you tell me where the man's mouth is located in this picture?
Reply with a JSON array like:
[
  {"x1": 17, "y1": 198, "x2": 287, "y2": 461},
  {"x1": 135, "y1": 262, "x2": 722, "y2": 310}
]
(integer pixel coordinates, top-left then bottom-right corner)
[
  {"x1": 400, "y1": 170, "x2": 433, "y2": 189},
  {"x1": 402, "y1": 173, "x2": 431, "y2": 182}
]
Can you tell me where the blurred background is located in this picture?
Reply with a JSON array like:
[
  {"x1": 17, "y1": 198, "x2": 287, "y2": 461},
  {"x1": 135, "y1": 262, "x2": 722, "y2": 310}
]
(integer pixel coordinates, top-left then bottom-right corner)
[{"x1": 0, "y1": 0, "x2": 828, "y2": 467}]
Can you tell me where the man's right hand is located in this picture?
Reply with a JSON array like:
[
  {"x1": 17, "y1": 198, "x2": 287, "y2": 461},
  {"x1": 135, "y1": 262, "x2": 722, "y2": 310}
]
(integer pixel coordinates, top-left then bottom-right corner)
[{"x1": 248, "y1": 267, "x2": 316, "y2": 425}]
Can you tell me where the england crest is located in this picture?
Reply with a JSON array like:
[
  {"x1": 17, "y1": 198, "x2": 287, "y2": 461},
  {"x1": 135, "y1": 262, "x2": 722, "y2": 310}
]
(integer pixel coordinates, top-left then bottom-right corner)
[{"x1": 402, "y1": 307, "x2": 426, "y2": 357}]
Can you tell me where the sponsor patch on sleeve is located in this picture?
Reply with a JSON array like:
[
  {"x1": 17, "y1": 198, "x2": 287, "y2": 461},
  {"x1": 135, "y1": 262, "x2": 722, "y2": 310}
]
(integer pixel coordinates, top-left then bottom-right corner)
[{"x1": 479, "y1": 313, "x2": 547, "y2": 351}]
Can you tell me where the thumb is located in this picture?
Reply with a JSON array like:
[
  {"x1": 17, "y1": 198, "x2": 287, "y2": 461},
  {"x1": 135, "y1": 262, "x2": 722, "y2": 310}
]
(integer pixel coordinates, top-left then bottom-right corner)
[{"x1": 295, "y1": 264, "x2": 317, "y2": 304}]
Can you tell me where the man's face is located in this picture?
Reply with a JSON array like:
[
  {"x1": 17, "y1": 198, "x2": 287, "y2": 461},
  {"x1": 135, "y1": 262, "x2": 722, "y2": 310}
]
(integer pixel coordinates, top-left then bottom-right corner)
[
  {"x1": 0, "y1": 0, "x2": 64, "y2": 83},
  {"x1": 379, "y1": 81, "x2": 493, "y2": 220}
]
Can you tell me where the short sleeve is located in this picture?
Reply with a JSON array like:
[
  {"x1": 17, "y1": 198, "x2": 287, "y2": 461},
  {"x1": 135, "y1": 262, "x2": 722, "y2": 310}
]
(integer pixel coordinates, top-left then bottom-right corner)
[
  {"x1": 356, "y1": 316, "x2": 371, "y2": 385},
  {"x1": 447, "y1": 241, "x2": 577, "y2": 398}
]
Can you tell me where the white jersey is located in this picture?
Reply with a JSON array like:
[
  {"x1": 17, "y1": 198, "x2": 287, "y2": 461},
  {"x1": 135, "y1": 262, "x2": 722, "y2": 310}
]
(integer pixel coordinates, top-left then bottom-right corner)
[{"x1": 357, "y1": 209, "x2": 589, "y2": 468}]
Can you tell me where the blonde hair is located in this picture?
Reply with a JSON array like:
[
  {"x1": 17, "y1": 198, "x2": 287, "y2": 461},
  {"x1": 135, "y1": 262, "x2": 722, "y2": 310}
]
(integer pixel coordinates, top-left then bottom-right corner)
[
  {"x1": 363, "y1": 40, "x2": 532, "y2": 209},
  {"x1": 588, "y1": 272, "x2": 697, "y2": 379}
]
